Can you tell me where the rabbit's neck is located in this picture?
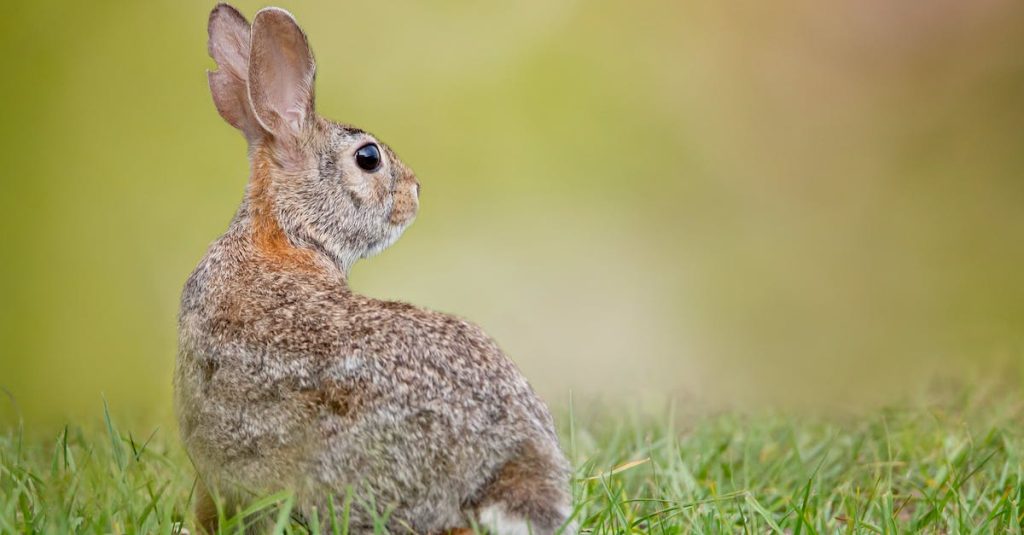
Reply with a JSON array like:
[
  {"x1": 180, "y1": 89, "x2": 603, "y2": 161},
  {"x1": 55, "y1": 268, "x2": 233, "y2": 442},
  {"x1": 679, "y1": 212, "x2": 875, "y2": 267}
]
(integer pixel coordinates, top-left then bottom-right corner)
[{"x1": 240, "y1": 153, "x2": 352, "y2": 277}]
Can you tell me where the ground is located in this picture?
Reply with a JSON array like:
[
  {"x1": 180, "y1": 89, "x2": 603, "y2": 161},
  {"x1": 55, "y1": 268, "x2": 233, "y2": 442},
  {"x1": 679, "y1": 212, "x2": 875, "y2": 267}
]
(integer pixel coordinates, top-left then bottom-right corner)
[{"x1": 1, "y1": 393, "x2": 1022, "y2": 533}]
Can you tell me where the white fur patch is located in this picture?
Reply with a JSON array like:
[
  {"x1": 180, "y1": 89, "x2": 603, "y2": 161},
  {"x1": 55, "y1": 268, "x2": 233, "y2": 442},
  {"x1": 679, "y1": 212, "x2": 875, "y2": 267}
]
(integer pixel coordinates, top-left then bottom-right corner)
[{"x1": 477, "y1": 505, "x2": 532, "y2": 535}]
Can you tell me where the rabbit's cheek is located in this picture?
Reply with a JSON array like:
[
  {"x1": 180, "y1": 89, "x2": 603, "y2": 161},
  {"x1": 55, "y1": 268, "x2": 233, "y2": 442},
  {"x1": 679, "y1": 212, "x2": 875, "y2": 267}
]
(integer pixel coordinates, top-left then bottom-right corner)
[
  {"x1": 341, "y1": 175, "x2": 376, "y2": 209},
  {"x1": 376, "y1": 178, "x2": 395, "y2": 207}
]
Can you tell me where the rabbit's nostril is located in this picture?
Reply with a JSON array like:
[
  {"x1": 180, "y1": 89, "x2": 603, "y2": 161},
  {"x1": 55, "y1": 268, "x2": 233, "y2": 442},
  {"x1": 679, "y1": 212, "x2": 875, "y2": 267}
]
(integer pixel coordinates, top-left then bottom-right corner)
[{"x1": 415, "y1": 182, "x2": 421, "y2": 197}]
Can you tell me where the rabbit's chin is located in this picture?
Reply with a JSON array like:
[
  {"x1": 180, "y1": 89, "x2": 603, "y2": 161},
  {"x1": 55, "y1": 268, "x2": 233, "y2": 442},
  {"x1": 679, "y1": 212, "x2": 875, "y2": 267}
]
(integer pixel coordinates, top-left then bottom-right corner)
[{"x1": 361, "y1": 218, "x2": 415, "y2": 259}]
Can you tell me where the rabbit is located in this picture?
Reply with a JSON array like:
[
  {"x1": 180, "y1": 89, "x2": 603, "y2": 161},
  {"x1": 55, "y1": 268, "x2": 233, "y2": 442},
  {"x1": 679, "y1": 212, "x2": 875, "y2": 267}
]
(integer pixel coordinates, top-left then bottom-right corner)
[{"x1": 174, "y1": 4, "x2": 574, "y2": 534}]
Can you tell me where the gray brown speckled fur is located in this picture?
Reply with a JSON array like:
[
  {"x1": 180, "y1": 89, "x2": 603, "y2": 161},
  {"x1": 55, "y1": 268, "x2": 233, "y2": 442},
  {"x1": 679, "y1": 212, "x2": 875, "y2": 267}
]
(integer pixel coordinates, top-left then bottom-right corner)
[{"x1": 174, "y1": 4, "x2": 572, "y2": 534}]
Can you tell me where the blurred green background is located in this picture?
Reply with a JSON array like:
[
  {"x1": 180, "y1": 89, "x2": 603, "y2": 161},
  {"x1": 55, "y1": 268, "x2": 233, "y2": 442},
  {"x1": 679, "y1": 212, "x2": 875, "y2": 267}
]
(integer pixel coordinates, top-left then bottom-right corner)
[{"x1": 2, "y1": 0, "x2": 1024, "y2": 428}]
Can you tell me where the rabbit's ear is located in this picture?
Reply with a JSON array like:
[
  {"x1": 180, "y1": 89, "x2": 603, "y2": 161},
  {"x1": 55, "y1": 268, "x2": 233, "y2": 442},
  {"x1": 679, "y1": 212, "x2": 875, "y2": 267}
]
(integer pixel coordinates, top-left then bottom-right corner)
[
  {"x1": 247, "y1": 8, "x2": 316, "y2": 139},
  {"x1": 207, "y1": 4, "x2": 262, "y2": 142}
]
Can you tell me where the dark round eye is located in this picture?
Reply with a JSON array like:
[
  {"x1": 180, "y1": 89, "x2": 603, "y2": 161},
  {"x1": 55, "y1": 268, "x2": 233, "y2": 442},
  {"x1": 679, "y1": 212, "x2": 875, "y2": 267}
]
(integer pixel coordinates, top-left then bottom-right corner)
[{"x1": 355, "y1": 143, "x2": 381, "y2": 171}]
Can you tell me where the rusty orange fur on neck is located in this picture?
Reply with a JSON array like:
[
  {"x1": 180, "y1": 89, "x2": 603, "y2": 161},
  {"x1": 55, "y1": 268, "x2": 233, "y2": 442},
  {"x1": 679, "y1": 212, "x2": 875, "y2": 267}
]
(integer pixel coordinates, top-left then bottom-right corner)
[{"x1": 248, "y1": 147, "x2": 318, "y2": 271}]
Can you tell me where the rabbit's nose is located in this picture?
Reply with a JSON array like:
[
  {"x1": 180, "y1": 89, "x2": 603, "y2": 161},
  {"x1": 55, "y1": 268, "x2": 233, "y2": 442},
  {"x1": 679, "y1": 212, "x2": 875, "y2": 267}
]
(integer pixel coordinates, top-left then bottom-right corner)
[{"x1": 415, "y1": 181, "x2": 421, "y2": 198}]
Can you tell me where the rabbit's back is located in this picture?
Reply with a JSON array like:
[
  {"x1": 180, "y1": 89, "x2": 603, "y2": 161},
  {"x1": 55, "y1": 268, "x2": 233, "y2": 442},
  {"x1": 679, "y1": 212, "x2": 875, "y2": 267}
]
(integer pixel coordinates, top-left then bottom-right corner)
[{"x1": 175, "y1": 231, "x2": 565, "y2": 530}]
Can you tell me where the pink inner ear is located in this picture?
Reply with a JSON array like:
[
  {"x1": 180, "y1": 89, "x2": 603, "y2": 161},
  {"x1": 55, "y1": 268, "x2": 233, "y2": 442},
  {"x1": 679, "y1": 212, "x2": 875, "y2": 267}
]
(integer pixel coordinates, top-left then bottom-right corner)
[
  {"x1": 283, "y1": 107, "x2": 306, "y2": 133},
  {"x1": 214, "y1": 34, "x2": 249, "y2": 78},
  {"x1": 267, "y1": 45, "x2": 308, "y2": 129}
]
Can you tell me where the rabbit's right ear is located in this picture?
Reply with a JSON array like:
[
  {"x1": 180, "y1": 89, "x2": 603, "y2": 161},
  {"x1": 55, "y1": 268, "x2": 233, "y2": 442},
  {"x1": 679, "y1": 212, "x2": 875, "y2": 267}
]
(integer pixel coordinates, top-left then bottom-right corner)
[
  {"x1": 247, "y1": 8, "x2": 316, "y2": 140},
  {"x1": 207, "y1": 4, "x2": 262, "y2": 143}
]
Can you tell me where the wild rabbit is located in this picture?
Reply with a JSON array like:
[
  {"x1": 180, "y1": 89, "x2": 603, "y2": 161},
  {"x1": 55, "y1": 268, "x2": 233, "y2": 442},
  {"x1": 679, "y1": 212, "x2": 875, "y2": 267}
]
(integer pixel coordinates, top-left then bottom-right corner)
[{"x1": 174, "y1": 4, "x2": 573, "y2": 534}]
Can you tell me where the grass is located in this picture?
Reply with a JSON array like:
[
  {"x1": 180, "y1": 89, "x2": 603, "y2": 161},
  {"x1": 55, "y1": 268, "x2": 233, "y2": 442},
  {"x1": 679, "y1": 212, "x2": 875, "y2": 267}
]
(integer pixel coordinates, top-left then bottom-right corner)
[{"x1": 2, "y1": 393, "x2": 1023, "y2": 533}]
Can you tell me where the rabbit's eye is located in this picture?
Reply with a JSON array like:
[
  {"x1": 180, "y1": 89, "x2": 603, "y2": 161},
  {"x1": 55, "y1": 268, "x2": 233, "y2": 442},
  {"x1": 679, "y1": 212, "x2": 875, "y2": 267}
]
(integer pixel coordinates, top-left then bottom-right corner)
[{"x1": 355, "y1": 143, "x2": 381, "y2": 172}]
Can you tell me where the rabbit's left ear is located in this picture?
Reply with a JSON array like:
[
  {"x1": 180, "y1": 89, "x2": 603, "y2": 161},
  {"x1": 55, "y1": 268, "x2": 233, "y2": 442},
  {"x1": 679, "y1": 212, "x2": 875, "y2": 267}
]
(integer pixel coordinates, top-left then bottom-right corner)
[
  {"x1": 207, "y1": 4, "x2": 262, "y2": 143},
  {"x1": 248, "y1": 8, "x2": 316, "y2": 139}
]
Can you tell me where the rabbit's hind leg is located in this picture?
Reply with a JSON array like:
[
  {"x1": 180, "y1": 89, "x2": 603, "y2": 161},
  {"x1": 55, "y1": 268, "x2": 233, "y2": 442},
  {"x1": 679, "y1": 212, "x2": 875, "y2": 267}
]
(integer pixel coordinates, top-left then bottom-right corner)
[
  {"x1": 470, "y1": 442, "x2": 574, "y2": 535},
  {"x1": 194, "y1": 483, "x2": 219, "y2": 535},
  {"x1": 474, "y1": 502, "x2": 574, "y2": 535}
]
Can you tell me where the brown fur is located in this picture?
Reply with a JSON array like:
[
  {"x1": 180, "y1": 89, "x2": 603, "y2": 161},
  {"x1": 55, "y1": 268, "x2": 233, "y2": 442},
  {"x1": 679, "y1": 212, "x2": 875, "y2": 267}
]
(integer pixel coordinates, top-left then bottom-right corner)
[
  {"x1": 194, "y1": 484, "x2": 219, "y2": 535},
  {"x1": 473, "y1": 443, "x2": 573, "y2": 533},
  {"x1": 249, "y1": 146, "x2": 318, "y2": 271},
  {"x1": 176, "y1": 4, "x2": 573, "y2": 534}
]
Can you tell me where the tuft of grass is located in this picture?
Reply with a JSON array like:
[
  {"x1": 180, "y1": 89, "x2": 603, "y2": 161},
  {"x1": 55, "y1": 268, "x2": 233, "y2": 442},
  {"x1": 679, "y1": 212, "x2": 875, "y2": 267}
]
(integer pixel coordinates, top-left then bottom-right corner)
[{"x1": 1, "y1": 396, "x2": 1023, "y2": 533}]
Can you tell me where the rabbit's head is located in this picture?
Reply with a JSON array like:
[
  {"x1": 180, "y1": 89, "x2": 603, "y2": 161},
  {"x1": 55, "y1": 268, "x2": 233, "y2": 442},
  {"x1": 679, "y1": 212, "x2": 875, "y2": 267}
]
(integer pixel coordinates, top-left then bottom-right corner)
[{"x1": 207, "y1": 4, "x2": 420, "y2": 272}]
